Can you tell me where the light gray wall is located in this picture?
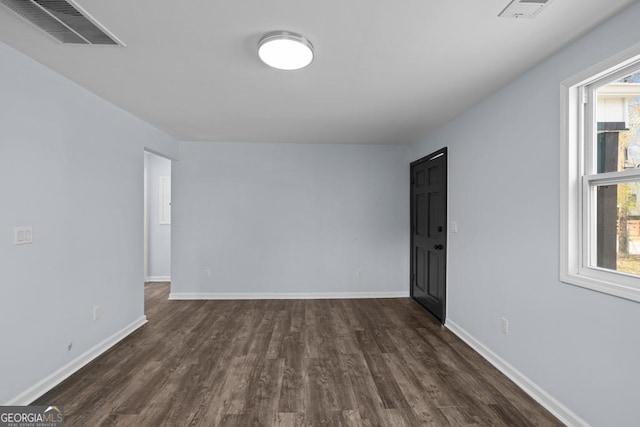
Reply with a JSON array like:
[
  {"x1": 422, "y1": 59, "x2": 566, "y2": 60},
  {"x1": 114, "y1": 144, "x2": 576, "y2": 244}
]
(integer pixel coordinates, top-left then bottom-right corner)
[
  {"x1": 144, "y1": 152, "x2": 172, "y2": 279},
  {"x1": 412, "y1": 3, "x2": 640, "y2": 426},
  {"x1": 172, "y1": 141, "x2": 409, "y2": 295},
  {"x1": 0, "y1": 42, "x2": 177, "y2": 404}
]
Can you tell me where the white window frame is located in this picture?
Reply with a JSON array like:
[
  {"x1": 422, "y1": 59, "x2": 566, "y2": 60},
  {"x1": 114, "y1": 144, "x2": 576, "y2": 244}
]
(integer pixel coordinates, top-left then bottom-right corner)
[{"x1": 561, "y1": 42, "x2": 640, "y2": 303}]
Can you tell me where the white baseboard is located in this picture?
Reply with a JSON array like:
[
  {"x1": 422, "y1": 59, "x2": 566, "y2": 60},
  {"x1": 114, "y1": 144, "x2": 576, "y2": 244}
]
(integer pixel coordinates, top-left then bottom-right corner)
[
  {"x1": 146, "y1": 276, "x2": 171, "y2": 282},
  {"x1": 169, "y1": 291, "x2": 409, "y2": 300},
  {"x1": 5, "y1": 316, "x2": 147, "y2": 406},
  {"x1": 445, "y1": 320, "x2": 588, "y2": 427}
]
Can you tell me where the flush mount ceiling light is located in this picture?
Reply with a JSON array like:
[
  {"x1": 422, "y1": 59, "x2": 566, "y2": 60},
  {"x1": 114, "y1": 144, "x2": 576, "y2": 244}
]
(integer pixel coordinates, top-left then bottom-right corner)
[{"x1": 258, "y1": 31, "x2": 314, "y2": 71}]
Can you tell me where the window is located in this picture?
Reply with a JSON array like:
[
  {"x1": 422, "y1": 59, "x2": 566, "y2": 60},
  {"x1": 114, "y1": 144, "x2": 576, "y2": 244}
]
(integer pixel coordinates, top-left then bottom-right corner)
[{"x1": 561, "y1": 44, "x2": 640, "y2": 303}]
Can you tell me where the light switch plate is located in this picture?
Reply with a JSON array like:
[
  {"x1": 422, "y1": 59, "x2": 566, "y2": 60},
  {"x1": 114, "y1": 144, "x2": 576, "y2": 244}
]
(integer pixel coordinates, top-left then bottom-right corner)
[{"x1": 14, "y1": 226, "x2": 33, "y2": 245}]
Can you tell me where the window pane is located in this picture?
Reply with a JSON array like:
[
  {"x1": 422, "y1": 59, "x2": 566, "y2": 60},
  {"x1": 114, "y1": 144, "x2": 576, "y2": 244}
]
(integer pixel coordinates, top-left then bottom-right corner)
[
  {"x1": 596, "y1": 70, "x2": 640, "y2": 173},
  {"x1": 596, "y1": 181, "x2": 640, "y2": 275}
]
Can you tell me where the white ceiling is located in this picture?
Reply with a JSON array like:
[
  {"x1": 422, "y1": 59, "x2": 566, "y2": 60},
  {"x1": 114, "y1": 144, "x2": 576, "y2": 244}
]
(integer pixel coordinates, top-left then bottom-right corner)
[{"x1": 0, "y1": 0, "x2": 636, "y2": 144}]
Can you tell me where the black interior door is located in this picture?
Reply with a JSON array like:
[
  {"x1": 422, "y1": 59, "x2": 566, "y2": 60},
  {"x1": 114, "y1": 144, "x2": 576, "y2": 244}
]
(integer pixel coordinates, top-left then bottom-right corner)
[{"x1": 411, "y1": 148, "x2": 447, "y2": 323}]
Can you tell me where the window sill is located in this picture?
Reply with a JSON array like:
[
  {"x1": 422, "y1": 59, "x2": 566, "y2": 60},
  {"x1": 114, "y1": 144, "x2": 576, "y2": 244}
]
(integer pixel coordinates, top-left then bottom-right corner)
[{"x1": 561, "y1": 270, "x2": 640, "y2": 303}]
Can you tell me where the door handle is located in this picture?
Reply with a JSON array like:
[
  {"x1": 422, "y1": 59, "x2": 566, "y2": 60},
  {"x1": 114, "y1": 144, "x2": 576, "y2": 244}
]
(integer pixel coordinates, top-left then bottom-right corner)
[{"x1": 434, "y1": 244, "x2": 444, "y2": 250}]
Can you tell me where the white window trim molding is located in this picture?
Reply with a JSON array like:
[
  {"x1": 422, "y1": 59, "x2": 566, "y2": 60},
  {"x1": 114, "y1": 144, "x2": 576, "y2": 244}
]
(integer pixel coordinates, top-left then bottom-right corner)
[{"x1": 560, "y1": 41, "x2": 640, "y2": 303}]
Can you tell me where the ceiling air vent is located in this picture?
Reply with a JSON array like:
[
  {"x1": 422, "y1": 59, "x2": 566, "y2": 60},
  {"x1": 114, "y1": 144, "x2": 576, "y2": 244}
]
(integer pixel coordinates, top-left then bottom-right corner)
[
  {"x1": 0, "y1": 0, "x2": 123, "y2": 45},
  {"x1": 499, "y1": 0, "x2": 553, "y2": 19}
]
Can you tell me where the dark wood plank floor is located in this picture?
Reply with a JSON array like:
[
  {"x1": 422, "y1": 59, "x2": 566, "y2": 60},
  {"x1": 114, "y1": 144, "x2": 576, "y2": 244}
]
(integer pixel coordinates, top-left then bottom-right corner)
[{"x1": 35, "y1": 282, "x2": 562, "y2": 426}]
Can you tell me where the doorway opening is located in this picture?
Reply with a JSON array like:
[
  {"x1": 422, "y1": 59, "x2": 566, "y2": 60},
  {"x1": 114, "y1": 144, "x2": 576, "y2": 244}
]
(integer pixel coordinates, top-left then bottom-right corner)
[
  {"x1": 144, "y1": 151, "x2": 172, "y2": 307},
  {"x1": 410, "y1": 147, "x2": 447, "y2": 323}
]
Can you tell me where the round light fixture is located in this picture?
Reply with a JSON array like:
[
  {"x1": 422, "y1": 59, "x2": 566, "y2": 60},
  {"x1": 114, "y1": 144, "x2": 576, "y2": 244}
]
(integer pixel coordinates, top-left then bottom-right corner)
[{"x1": 258, "y1": 31, "x2": 314, "y2": 71}]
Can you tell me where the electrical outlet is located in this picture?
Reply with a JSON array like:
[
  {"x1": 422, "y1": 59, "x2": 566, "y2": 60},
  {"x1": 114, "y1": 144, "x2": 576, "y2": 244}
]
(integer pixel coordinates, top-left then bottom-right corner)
[
  {"x1": 356, "y1": 269, "x2": 363, "y2": 278},
  {"x1": 501, "y1": 317, "x2": 509, "y2": 334},
  {"x1": 204, "y1": 268, "x2": 211, "y2": 278},
  {"x1": 93, "y1": 305, "x2": 101, "y2": 321}
]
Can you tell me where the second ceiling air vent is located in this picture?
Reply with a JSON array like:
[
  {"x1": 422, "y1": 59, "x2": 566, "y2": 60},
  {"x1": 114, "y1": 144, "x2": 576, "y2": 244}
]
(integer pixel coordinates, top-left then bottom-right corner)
[
  {"x1": 499, "y1": 0, "x2": 553, "y2": 19},
  {"x1": 0, "y1": 0, "x2": 123, "y2": 45}
]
